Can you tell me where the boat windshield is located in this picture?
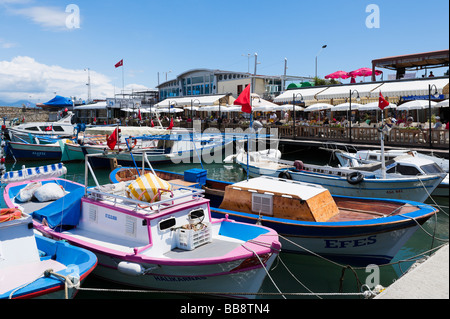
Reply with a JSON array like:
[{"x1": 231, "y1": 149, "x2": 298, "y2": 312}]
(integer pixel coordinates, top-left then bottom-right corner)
[{"x1": 421, "y1": 163, "x2": 444, "y2": 174}]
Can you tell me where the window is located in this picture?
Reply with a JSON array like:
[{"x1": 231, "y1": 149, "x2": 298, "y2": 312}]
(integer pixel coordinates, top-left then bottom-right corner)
[
  {"x1": 159, "y1": 217, "x2": 176, "y2": 231},
  {"x1": 387, "y1": 164, "x2": 421, "y2": 176},
  {"x1": 25, "y1": 126, "x2": 39, "y2": 131},
  {"x1": 252, "y1": 193, "x2": 273, "y2": 216},
  {"x1": 421, "y1": 163, "x2": 444, "y2": 174},
  {"x1": 53, "y1": 126, "x2": 64, "y2": 132}
]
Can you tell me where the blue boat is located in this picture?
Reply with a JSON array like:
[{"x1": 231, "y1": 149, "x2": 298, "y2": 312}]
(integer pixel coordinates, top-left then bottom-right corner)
[
  {"x1": 6, "y1": 140, "x2": 62, "y2": 161},
  {"x1": 0, "y1": 209, "x2": 97, "y2": 299},
  {"x1": 109, "y1": 166, "x2": 438, "y2": 266}
]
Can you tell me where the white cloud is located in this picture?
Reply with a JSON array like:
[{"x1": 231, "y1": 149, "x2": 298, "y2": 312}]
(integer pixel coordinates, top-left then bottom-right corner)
[
  {"x1": 0, "y1": 38, "x2": 17, "y2": 48},
  {"x1": 0, "y1": 56, "x2": 115, "y2": 102},
  {"x1": 10, "y1": 6, "x2": 69, "y2": 30}
]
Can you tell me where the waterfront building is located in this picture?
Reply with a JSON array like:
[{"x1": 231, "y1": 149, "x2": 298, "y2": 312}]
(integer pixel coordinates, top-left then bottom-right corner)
[{"x1": 157, "y1": 68, "x2": 311, "y2": 101}]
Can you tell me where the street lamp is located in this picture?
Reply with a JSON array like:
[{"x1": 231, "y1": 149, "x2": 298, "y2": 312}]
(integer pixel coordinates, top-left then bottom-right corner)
[
  {"x1": 191, "y1": 99, "x2": 200, "y2": 130},
  {"x1": 315, "y1": 45, "x2": 327, "y2": 79},
  {"x1": 292, "y1": 93, "x2": 304, "y2": 138},
  {"x1": 428, "y1": 84, "x2": 439, "y2": 148},
  {"x1": 349, "y1": 89, "x2": 360, "y2": 143}
]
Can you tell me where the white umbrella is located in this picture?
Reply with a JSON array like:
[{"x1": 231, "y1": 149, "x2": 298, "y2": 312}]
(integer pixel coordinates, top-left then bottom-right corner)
[
  {"x1": 121, "y1": 108, "x2": 134, "y2": 112},
  {"x1": 331, "y1": 102, "x2": 362, "y2": 111},
  {"x1": 397, "y1": 100, "x2": 437, "y2": 110},
  {"x1": 434, "y1": 99, "x2": 449, "y2": 108},
  {"x1": 358, "y1": 102, "x2": 397, "y2": 111},
  {"x1": 276, "y1": 104, "x2": 305, "y2": 111},
  {"x1": 156, "y1": 108, "x2": 184, "y2": 113},
  {"x1": 304, "y1": 103, "x2": 333, "y2": 112}
]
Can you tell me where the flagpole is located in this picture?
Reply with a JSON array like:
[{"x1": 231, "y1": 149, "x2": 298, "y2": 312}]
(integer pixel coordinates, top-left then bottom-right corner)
[{"x1": 122, "y1": 61, "x2": 125, "y2": 97}]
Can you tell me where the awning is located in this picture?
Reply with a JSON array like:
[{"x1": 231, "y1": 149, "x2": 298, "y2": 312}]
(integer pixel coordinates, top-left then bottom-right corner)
[
  {"x1": 273, "y1": 87, "x2": 329, "y2": 103},
  {"x1": 155, "y1": 94, "x2": 227, "y2": 107},
  {"x1": 74, "y1": 101, "x2": 107, "y2": 110},
  {"x1": 369, "y1": 78, "x2": 449, "y2": 98},
  {"x1": 315, "y1": 83, "x2": 383, "y2": 100}
]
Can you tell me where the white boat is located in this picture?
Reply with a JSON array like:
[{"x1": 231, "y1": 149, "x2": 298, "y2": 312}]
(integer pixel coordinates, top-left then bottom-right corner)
[
  {"x1": 65, "y1": 131, "x2": 233, "y2": 167},
  {"x1": 237, "y1": 156, "x2": 445, "y2": 203},
  {"x1": 333, "y1": 148, "x2": 449, "y2": 173},
  {"x1": 3, "y1": 153, "x2": 281, "y2": 298},
  {"x1": 334, "y1": 151, "x2": 449, "y2": 197},
  {"x1": 8, "y1": 112, "x2": 76, "y2": 142}
]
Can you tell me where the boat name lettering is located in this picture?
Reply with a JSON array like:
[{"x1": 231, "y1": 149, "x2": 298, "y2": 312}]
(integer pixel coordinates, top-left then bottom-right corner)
[
  {"x1": 105, "y1": 213, "x2": 117, "y2": 221},
  {"x1": 324, "y1": 235, "x2": 377, "y2": 248},
  {"x1": 153, "y1": 275, "x2": 207, "y2": 282},
  {"x1": 386, "y1": 189, "x2": 403, "y2": 194},
  {"x1": 31, "y1": 152, "x2": 46, "y2": 157}
]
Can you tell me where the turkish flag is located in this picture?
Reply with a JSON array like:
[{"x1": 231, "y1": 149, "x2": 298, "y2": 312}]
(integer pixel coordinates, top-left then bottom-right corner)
[
  {"x1": 107, "y1": 127, "x2": 118, "y2": 150},
  {"x1": 234, "y1": 84, "x2": 251, "y2": 113},
  {"x1": 378, "y1": 92, "x2": 389, "y2": 110},
  {"x1": 138, "y1": 109, "x2": 142, "y2": 121},
  {"x1": 115, "y1": 59, "x2": 123, "y2": 68},
  {"x1": 151, "y1": 119, "x2": 154, "y2": 127}
]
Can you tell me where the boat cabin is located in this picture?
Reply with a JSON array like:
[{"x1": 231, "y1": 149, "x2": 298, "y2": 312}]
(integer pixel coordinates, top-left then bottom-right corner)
[{"x1": 219, "y1": 176, "x2": 340, "y2": 222}]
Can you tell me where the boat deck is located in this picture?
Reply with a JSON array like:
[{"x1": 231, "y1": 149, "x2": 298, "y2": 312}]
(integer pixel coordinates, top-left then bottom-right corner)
[
  {"x1": 328, "y1": 198, "x2": 419, "y2": 222},
  {"x1": 0, "y1": 259, "x2": 66, "y2": 295}
]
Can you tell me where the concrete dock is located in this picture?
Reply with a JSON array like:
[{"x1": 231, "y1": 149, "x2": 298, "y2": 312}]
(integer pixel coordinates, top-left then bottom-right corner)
[{"x1": 375, "y1": 244, "x2": 449, "y2": 299}]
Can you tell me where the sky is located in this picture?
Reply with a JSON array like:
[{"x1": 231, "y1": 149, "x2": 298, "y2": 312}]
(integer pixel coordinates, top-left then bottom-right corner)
[{"x1": 0, "y1": 0, "x2": 448, "y2": 103}]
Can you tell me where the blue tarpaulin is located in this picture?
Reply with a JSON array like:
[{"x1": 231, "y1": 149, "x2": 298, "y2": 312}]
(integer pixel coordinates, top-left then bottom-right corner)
[
  {"x1": 32, "y1": 187, "x2": 85, "y2": 228},
  {"x1": 43, "y1": 95, "x2": 73, "y2": 107}
]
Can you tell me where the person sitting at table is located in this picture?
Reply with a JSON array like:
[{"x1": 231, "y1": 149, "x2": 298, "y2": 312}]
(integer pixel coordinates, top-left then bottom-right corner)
[{"x1": 434, "y1": 116, "x2": 443, "y2": 129}]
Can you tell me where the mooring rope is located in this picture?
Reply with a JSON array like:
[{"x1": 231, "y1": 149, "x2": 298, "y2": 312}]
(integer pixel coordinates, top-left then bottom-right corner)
[{"x1": 8, "y1": 268, "x2": 79, "y2": 299}]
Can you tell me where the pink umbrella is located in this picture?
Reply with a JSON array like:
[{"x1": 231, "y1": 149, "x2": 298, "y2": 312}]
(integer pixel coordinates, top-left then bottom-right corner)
[
  {"x1": 325, "y1": 70, "x2": 350, "y2": 79},
  {"x1": 349, "y1": 67, "x2": 382, "y2": 78}
]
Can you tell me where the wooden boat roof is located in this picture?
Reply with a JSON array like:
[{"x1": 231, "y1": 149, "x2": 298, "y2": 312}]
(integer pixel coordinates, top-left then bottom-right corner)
[{"x1": 230, "y1": 176, "x2": 328, "y2": 200}]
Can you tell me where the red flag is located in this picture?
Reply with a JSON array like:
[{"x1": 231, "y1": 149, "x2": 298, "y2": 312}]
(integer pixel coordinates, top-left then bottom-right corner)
[
  {"x1": 115, "y1": 59, "x2": 123, "y2": 68},
  {"x1": 138, "y1": 109, "x2": 142, "y2": 121},
  {"x1": 167, "y1": 118, "x2": 174, "y2": 130},
  {"x1": 234, "y1": 84, "x2": 251, "y2": 113},
  {"x1": 378, "y1": 92, "x2": 389, "y2": 110},
  {"x1": 107, "y1": 127, "x2": 118, "y2": 150},
  {"x1": 151, "y1": 119, "x2": 154, "y2": 127}
]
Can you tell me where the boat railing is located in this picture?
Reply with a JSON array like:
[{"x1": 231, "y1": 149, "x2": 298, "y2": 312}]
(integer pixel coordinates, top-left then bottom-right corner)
[
  {"x1": 85, "y1": 184, "x2": 205, "y2": 215},
  {"x1": 84, "y1": 152, "x2": 206, "y2": 214}
]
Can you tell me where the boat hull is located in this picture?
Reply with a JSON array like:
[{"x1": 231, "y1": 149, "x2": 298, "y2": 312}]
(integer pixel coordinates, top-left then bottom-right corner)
[
  {"x1": 7, "y1": 141, "x2": 62, "y2": 161},
  {"x1": 210, "y1": 207, "x2": 430, "y2": 266}
]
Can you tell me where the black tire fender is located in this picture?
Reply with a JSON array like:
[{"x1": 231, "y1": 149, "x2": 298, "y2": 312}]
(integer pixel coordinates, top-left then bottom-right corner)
[{"x1": 347, "y1": 171, "x2": 364, "y2": 184}]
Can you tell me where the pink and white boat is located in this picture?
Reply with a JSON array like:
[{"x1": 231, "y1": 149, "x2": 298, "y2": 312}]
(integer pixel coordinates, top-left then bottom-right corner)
[{"x1": 3, "y1": 155, "x2": 281, "y2": 299}]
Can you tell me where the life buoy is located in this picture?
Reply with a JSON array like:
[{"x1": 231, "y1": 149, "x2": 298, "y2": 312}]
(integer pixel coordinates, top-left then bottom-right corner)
[
  {"x1": 127, "y1": 138, "x2": 137, "y2": 150},
  {"x1": 278, "y1": 171, "x2": 292, "y2": 180},
  {"x1": 347, "y1": 171, "x2": 364, "y2": 184},
  {"x1": 0, "y1": 209, "x2": 22, "y2": 223}
]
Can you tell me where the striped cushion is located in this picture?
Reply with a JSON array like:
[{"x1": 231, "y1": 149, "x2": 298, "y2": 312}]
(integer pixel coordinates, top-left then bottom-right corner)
[{"x1": 126, "y1": 173, "x2": 172, "y2": 202}]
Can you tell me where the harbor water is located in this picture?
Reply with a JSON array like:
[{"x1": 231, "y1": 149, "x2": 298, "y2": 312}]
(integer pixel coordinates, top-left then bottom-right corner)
[{"x1": 2, "y1": 146, "x2": 448, "y2": 300}]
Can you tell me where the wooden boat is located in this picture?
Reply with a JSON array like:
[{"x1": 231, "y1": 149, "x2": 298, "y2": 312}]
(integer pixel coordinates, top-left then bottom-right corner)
[
  {"x1": 3, "y1": 157, "x2": 281, "y2": 298},
  {"x1": 109, "y1": 166, "x2": 438, "y2": 266},
  {"x1": 0, "y1": 209, "x2": 97, "y2": 299}
]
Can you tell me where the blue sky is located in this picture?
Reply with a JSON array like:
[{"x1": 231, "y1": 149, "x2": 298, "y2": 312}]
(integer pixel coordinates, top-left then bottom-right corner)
[{"x1": 0, "y1": 0, "x2": 448, "y2": 103}]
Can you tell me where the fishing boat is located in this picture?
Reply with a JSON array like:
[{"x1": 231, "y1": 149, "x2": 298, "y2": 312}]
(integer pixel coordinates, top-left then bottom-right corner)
[
  {"x1": 6, "y1": 140, "x2": 62, "y2": 161},
  {"x1": 331, "y1": 148, "x2": 449, "y2": 172},
  {"x1": 8, "y1": 112, "x2": 76, "y2": 142},
  {"x1": 109, "y1": 167, "x2": 438, "y2": 266},
  {"x1": 333, "y1": 151, "x2": 449, "y2": 197},
  {"x1": 236, "y1": 155, "x2": 444, "y2": 203},
  {"x1": 0, "y1": 209, "x2": 97, "y2": 299},
  {"x1": 3, "y1": 154, "x2": 281, "y2": 298}
]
